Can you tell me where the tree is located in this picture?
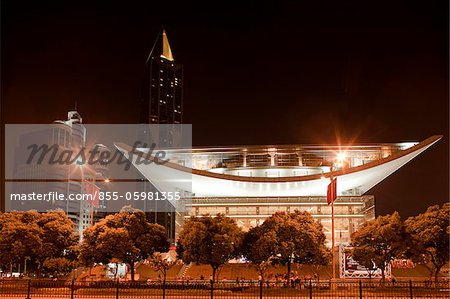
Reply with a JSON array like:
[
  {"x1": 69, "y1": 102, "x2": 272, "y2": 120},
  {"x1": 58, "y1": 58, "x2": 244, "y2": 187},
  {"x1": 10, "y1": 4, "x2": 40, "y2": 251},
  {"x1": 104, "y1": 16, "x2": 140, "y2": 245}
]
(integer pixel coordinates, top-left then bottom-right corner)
[
  {"x1": 405, "y1": 203, "x2": 450, "y2": 283},
  {"x1": 0, "y1": 210, "x2": 78, "y2": 277},
  {"x1": 248, "y1": 211, "x2": 331, "y2": 286},
  {"x1": 78, "y1": 225, "x2": 103, "y2": 269},
  {"x1": 35, "y1": 210, "x2": 79, "y2": 275},
  {"x1": 149, "y1": 252, "x2": 177, "y2": 299},
  {"x1": 42, "y1": 257, "x2": 76, "y2": 277},
  {"x1": 79, "y1": 208, "x2": 168, "y2": 281},
  {"x1": 351, "y1": 212, "x2": 407, "y2": 284},
  {"x1": 97, "y1": 227, "x2": 138, "y2": 278},
  {"x1": 177, "y1": 214, "x2": 243, "y2": 282},
  {"x1": 241, "y1": 225, "x2": 276, "y2": 281},
  {"x1": 0, "y1": 211, "x2": 43, "y2": 275}
]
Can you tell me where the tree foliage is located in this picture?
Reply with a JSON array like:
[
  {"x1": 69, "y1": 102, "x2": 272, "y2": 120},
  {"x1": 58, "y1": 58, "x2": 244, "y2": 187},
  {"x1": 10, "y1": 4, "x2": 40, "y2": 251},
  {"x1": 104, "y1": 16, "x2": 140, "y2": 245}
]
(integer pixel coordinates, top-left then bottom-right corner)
[
  {"x1": 0, "y1": 211, "x2": 43, "y2": 272},
  {"x1": 243, "y1": 211, "x2": 330, "y2": 285},
  {"x1": 351, "y1": 212, "x2": 408, "y2": 283},
  {"x1": 42, "y1": 257, "x2": 77, "y2": 276},
  {"x1": 79, "y1": 209, "x2": 168, "y2": 281},
  {"x1": 0, "y1": 210, "x2": 78, "y2": 277},
  {"x1": 241, "y1": 225, "x2": 276, "y2": 280},
  {"x1": 404, "y1": 203, "x2": 450, "y2": 283},
  {"x1": 36, "y1": 210, "x2": 79, "y2": 271},
  {"x1": 177, "y1": 214, "x2": 243, "y2": 282}
]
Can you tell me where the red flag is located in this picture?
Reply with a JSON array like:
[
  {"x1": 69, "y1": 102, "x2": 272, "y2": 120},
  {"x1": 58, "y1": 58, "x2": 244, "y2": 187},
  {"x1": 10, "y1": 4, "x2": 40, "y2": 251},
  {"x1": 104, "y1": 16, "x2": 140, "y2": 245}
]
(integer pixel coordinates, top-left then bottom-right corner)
[
  {"x1": 327, "y1": 178, "x2": 337, "y2": 205},
  {"x1": 83, "y1": 180, "x2": 100, "y2": 208}
]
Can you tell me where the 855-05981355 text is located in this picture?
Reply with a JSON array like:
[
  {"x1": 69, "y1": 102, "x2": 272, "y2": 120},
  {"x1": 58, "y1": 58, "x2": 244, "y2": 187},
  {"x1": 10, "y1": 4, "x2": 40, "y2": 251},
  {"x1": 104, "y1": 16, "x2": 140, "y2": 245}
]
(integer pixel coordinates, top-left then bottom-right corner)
[{"x1": 9, "y1": 191, "x2": 182, "y2": 202}]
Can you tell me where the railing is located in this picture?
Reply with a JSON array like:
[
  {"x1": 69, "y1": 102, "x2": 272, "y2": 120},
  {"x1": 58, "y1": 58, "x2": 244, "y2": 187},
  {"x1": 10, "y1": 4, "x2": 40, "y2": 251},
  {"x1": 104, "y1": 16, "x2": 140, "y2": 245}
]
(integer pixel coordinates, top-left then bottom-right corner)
[{"x1": 0, "y1": 279, "x2": 448, "y2": 298}]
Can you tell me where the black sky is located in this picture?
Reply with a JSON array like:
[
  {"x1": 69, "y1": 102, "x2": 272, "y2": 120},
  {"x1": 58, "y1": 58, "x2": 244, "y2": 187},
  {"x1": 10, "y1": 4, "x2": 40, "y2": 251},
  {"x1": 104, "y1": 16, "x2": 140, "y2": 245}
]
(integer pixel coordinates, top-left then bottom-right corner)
[{"x1": 1, "y1": 0, "x2": 449, "y2": 217}]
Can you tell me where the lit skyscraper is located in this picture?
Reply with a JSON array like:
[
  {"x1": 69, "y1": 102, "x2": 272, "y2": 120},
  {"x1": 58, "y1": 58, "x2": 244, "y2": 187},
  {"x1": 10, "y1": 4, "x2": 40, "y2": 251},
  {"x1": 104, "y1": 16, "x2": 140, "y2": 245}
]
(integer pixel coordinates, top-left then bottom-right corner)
[
  {"x1": 141, "y1": 29, "x2": 183, "y2": 124},
  {"x1": 139, "y1": 29, "x2": 183, "y2": 241}
]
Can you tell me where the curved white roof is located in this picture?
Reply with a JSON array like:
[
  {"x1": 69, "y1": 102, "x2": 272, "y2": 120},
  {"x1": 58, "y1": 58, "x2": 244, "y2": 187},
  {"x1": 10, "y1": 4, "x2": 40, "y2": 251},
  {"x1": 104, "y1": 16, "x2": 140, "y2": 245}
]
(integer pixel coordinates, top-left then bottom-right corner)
[{"x1": 115, "y1": 135, "x2": 441, "y2": 198}]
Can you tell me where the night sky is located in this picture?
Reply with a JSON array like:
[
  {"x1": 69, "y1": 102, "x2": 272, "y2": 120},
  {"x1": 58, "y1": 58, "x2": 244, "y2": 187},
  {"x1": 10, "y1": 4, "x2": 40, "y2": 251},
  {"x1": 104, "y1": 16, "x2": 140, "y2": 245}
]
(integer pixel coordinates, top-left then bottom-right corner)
[{"x1": 2, "y1": 1, "x2": 449, "y2": 217}]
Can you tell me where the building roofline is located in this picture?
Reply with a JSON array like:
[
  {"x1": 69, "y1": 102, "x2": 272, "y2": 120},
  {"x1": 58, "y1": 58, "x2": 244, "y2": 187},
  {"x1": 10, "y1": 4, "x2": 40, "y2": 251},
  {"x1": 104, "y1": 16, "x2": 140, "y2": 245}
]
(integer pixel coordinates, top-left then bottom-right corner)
[{"x1": 115, "y1": 135, "x2": 442, "y2": 183}]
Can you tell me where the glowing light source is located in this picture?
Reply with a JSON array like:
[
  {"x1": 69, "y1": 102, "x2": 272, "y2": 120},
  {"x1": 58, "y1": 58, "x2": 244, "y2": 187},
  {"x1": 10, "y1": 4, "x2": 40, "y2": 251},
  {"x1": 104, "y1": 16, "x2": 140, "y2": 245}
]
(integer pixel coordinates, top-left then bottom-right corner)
[{"x1": 337, "y1": 152, "x2": 346, "y2": 162}]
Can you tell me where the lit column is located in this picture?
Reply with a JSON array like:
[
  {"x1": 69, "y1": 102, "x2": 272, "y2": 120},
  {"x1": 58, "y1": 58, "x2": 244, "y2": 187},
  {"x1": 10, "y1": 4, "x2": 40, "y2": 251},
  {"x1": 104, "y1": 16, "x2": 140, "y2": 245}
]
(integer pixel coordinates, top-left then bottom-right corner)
[
  {"x1": 296, "y1": 151, "x2": 303, "y2": 166},
  {"x1": 268, "y1": 150, "x2": 276, "y2": 166}
]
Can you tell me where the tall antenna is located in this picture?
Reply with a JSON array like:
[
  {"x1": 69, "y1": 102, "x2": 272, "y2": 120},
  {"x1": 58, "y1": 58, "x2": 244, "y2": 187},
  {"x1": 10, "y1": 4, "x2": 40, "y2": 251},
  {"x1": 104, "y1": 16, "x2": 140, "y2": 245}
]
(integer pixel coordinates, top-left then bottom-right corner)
[{"x1": 145, "y1": 27, "x2": 164, "y2": 64}]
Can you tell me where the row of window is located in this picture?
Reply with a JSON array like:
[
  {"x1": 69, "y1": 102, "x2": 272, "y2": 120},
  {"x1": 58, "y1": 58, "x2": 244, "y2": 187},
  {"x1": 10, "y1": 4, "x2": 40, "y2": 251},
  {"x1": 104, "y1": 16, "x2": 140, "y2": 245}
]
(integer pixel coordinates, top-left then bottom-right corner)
[{"x1": 193, "y1": 205, "x2": 361, "y2": 215}]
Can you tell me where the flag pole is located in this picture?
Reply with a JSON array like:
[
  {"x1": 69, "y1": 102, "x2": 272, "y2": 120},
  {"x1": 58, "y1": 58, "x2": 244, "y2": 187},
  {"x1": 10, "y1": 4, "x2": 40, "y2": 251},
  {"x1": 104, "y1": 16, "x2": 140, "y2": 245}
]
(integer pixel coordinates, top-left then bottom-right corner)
[
  {"x1": 327, "y1": 176, "x2": 337, "y2": 280},
  {"x1": 331, "y1": 185, "x2": 335, "y2": 280}
]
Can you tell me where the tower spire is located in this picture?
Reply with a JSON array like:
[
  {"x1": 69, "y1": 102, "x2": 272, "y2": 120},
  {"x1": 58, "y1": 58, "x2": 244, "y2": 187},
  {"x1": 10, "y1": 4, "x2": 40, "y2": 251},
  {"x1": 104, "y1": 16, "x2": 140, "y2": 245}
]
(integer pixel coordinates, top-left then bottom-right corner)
[
  {"x1": 161, "y1": 29, "x2": 174, "y2": 61},
  {"x1": 145, "y1": 28, "x2": 174, "y2": 64},
  {"x1": 142, "y1": 27, "x2": 182, "y2": 125}
]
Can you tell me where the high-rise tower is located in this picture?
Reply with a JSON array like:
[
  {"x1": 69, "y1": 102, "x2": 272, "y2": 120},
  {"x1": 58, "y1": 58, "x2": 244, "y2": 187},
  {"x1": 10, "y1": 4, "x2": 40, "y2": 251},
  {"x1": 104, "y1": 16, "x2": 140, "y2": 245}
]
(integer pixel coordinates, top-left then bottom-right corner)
[
  {"x1": 139, "y1": 29, "x2": 183, "y2": 242},
  {"x1": 141, "y1": 30, "x2": 183, "y2": 124}
]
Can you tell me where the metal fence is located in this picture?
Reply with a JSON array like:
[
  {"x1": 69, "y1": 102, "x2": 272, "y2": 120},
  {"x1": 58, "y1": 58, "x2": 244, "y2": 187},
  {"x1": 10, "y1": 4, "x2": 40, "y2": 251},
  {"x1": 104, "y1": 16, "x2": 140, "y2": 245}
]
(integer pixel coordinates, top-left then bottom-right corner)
[{"x1": 0, "y1": 279, "x2": 449, "y2": 298}]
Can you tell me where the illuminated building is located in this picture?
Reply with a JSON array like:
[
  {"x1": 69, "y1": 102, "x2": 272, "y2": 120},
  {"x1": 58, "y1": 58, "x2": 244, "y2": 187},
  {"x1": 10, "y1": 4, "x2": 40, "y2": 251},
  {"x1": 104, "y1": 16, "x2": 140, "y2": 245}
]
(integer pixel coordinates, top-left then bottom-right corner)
[
  {"x1": 10, "y1": 110, "x2": 109, "y2": 234},
  {"x1": 117, "y1": 135, "x2": 441, "y2": 245},
  {"x1": 138, "y1": 29, "x2": 184, "y2": 240},
  {"x1": 141, "y1": 29, "x2": 183, "y2": 125},
  {"x1": 53, "y1": 110, "x2": 90, "y2": 234}
]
